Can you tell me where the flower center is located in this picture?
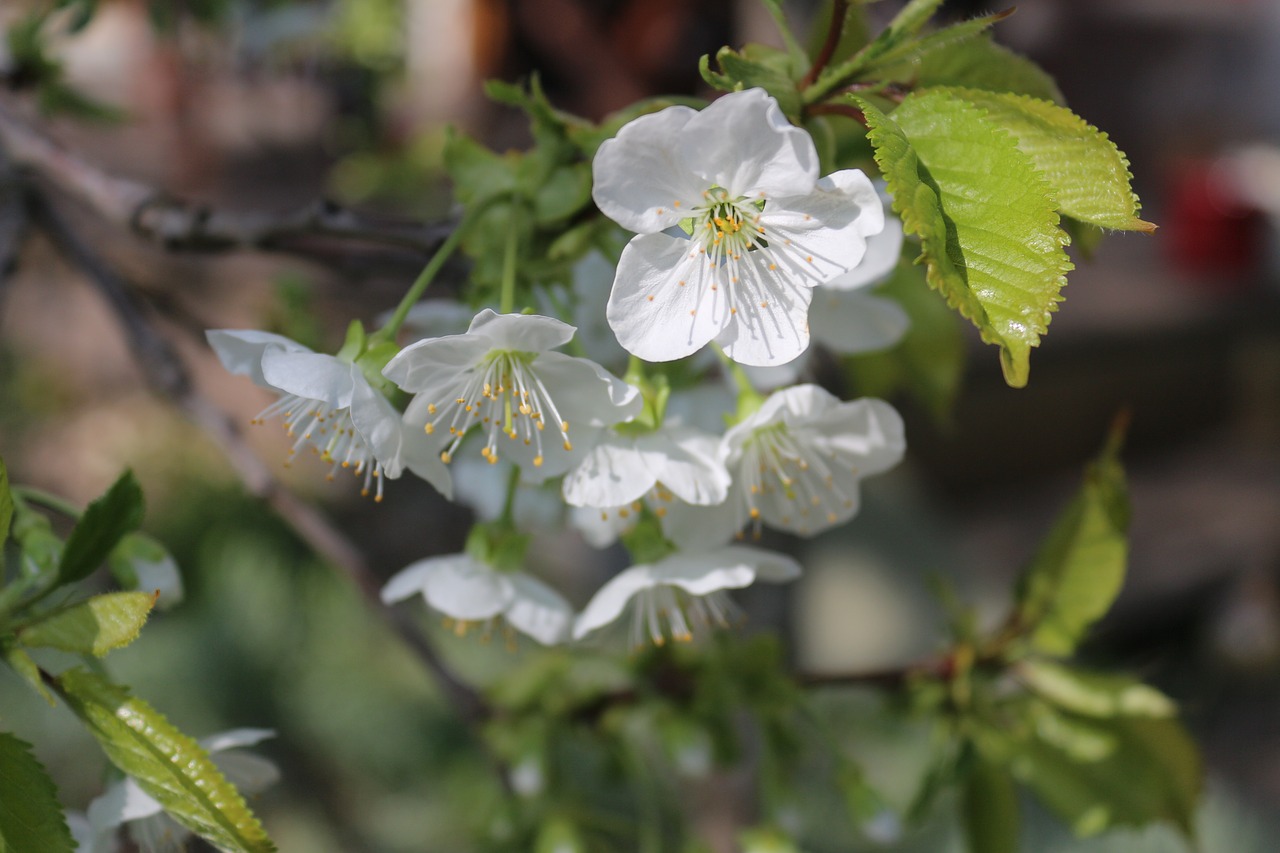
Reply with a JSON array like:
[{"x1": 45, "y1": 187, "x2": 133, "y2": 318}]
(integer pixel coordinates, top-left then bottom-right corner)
[
  {"x1": 738, "y1": 423, "x2": 856, "y2": 534},
  {"x1": 423, "y1": 350, "x2": 571, "y2": 467},
  {"x1": 252, "y1": 394, "x2": 386, "y2": 501},
  {"x1": 692, "y1": 188, "x2": 767, "y2": 270},
  {"x1": 631, "y1": 586, "x2": 741, "y2": 647}
]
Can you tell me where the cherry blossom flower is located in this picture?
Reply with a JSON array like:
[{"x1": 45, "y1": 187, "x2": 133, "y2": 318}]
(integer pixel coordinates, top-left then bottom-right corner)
[
  {"x1": 384, "y1": 309, "x2": 641, "y2": 477},
  {"x1": 592, "y1": 87, "x2": 884, "y2": 366},
  {"x1": 207, "y1": 329, "x2": 451, "y2": 501},
  {"x1": 562, "y1": 424, "x2": 729, "y2": 510},
  {"x1": 85, "y1": 729, "x2": 279, "y2": 853},
  {"x1": 382, "y1": 552, "x2": 574, "y2": 646},
  {"x1": 661, "y1": 386, "x2": 906, "y2": 549},
  {"x1": 573, "y1": 546, "x2": 801, "y2": 646}
]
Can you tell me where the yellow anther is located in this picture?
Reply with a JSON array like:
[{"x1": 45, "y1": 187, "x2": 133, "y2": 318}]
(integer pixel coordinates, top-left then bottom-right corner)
[
  {"x1": 561, "y1": 420, "x2": 570, "y2": 432},
  {"x1": 425, "y1": 423, "x2": 435, "y2": 434},
  {"x1": 533, "y1": 455, "x2": 544, "y2": 467},
  {"x1": 427, "y1": 403, "x2": 437, "y2": 414},
  {"x1": 749, "y1": 507, "x2": 761, "y2": 519},
  {"x1": 563, "y1": 440, "x2": 573, "y2": 451}
]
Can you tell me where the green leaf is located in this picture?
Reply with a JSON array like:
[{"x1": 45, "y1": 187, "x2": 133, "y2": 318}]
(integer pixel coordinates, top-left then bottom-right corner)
[
  {"x1": 862, "y1": 9, "x2": 1015, "y2": 78},
  {"x1": 1012, "y1": 715, "x2": 1201, "y2": 837},
  {"x1": 1015, "y1": 425, "x2": 1130, "y2": 655},
  {"x1": 19, "y1": 591, "x2": 157, "y2": 657},
  {"x1": 1019, "y1": 661, "x2": 1175, "y2": 719},
  {"x1": 860, "y1": 92, "x2": 1072, "y2": 387},
  {"x1": 0, "y1": 732, "x2": 76, "y2": 853},
  {"x1": 56, "y1": 669, "x2": 276, "y2": 853},
  {"x1": 1, "y1": 645, "x2": 55, "y2": 705},
  {"x1": 962, "y1": 756, "x2": 1019, "y2": 853},
  {"x1": 533, "y1": 164, "x2": 592, "y2": 225},
  {"x1": 806, "y1": 0, "x2": 943, "y2": 100},
  {"x1": 57, "y1": 470, "x2": 144, "y2": 586},
  {"x1": 940, "y1": 88, "x2": 1153, "y2": 232},
  {"x1": 845, "y1": 260, "x2": 966, "y2": 422},
  {"x1": 443, "y1": 126, "x2": 517, "y2": 206},
  {"x1": 0, "y1": 456, "x2": 12, "y2": 551},
  {"x1": 911, "y1": 34, "x2": 1065, "y2": 104},
  {"x1": 700, "y1": 45, "x2": 802, "y2": 117}
]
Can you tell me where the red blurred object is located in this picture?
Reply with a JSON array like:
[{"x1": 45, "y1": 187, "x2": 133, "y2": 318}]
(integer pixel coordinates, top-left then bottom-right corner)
[{"x1": 1164, "y1": 158, "x2": 1266, "y2": 289}]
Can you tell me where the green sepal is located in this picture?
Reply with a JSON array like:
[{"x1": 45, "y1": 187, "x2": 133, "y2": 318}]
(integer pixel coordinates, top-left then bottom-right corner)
[
  {"x1": 465, "y1": 523, "x2": 531, "y2": 574},
  {"x1": 354, "y1": 339, "x2": 404, "y2": 397},
  {"x1": 55, "y1": 668, "x2": 277, "y2": 853},
  {"x1": 1, "y1": 645, "x2": 55, "y2": 705},
  {"x1": 859, "y1": 92, "x2": 1072, "y2": 387},
  {"x1": 937, "y1": 88, "x2": 1154, "y2": 232},
  {"x1": 57, "y1": 470, "x2": 144, "y2": 587},
  {"x1": 1014, "y1": 422, "x2": 1129, "y2": 655},
  {"x1": 1018, "y1": 660, "x2": 1175, "y2": 719},
  {"x1": 962, "y1": 755, "x2": 1019, "y2": 853},
  {"x1": 335, "y1": 319, "x2": 365, "y2": 362},
  {"x1": 18, "y1": 590, "x2": 157, "y2": 657},
  {"x1": 0, "y1": 732, "x2": 76, "y2": 853},
  {"x1": 620, "y1": 514, "x2": 676, "y2": 566}
]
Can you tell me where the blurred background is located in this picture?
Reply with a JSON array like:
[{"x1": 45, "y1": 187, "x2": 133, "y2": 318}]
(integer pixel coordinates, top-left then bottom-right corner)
[{"x1": 1, "y1": 0, "x2": 1279, "y2": 850}]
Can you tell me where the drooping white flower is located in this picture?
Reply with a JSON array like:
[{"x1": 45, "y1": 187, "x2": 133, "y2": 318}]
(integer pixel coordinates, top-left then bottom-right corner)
[
  {"x1": 85, "y1": 729, "x2": 279, "y2": 853},
  {"x1": 660, "y1": 386, "x2": 906, "y2": 549},
  {"x1": 562, "y1": 424, "x2": 729, "y2": 510},
  {"x1": 382, "y1": 552, "x2": 574, "y2": 646},
  {"x1": 592, "y1": 87, "x2": 884, "y2": 366},
  {"x1": 573, "y1": 546, "x2": 801, "y2": 645},
  {"x1": 384, "y1": 310, "x2": 641, "y2": 477},
  {"x1": 207, "y1": 329, "x2": 452, "y2": 501}
]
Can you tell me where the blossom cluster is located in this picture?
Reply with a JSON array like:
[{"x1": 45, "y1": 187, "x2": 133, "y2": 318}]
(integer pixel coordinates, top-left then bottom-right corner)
[{"x1": 208, "y1": 90, "x2": 910, "y2": 648}]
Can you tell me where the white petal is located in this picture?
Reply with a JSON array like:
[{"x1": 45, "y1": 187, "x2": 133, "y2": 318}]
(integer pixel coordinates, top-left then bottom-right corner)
[
  {"x1": 714, "y1": 256, "x2": 813, "y2": 367},
  {"x1": 824, "y1": 215, "x2": 903, "y2": 291},
  {"x1": 569, "y1": 252, "x2": 629, "y2": 372},
  {"x1": 640, "y1": 427, "x2": 731, "y2": 506},
  {"x1": 759, "y1": 169, "x2": 884, "y2": 288},
  {"x1": 206, "y1": 329, "x2": 311, "y2": 386},
  {"x1": 659, "y1": 489, "x2": 747, "y2": 552},
  {"x1": 467, "y1": 309, "x2": 576, "y2": 352},
  {"x1": 260, "y1": 350, "x2": 357, "y2": 407},
  {"x1": 394, "y1": 299, "x2": 477, "y2": 343},
  {"x1": 714, "y1": 545, "x2": 803, "y2": 583},
  {"x1": 740, "y1": 352, "x2": 811, "y2": 390},
  {"x1": 503, "y1": 573, "x2": 575, "y2": 645},
  {"x1": 88, "y1": 778, "x2": 162, "y2": 829},
  {"x1": 809, "y1": 291, "x2": 909, "y2": 354},
  {"x1": 573, "y1": 565, "x2": 660, "y2": 639},
  {"x1": 383, "y1": 334, "x2": 491, "y2": 393},
  {"x1": 591, "y1": 104, "x2": 705, "y2": 234},
  {"x1": 133, "y1": 555, "x2": 183, "y2": 610},
  {"x1": 607, "y1": 234, "x2": 731, "y2": 362},
  {"x1": 649, "y1": 549, "x2": 758, "y2": 595},
  {"x1": 529, "y1": 352, "x2": 641, "y2": 426},
  {"x1": 664, "y1": 385, "x2": 736, "y2": 434},
  {"x1": 212, "y1": 752, "x2": 281, "y2": 794},
  {"x1": 809, "y1": 398, "x2": 906, "y2": 477},
  {"x1": 677, "y1": 89, "x2": 818, "y2": 198},
  {"x1": 199, "y1": 728, "x2": 276, "y2": 753},
  {"x1": 562, "y1": 434, "x2": 657, "y2": 508},
  {"x1": 423, "y1": 555, "x2": 512, "y2": 620},
  {"x1": 381, "y1": 558, "x2": 437, "y2": 604},
  {"x1": 569, "y1": 504, "x2": 633, "y2": 548}
]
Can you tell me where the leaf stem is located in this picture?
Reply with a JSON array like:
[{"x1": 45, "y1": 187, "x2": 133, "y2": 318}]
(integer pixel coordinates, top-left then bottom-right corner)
[
  {"x1": 377, "y1": 199, "x2": 494, "y2": 340},
  {"x1": 800, "y1": 0, "x2": 849, "y2": 90},
  {"x1": 12, "y1": 487, "x2": 82, "y2": 520},
  {"x1": 499, "y1": 204, "x2": 521, "y2": 315},
  {"x1": 498, "y1": 464, "x2": 521, "y2": 527}
]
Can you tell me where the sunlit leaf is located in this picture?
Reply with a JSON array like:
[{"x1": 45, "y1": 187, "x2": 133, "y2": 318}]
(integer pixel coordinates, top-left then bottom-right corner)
[
  {"x1": 19, "y1": 591, "x2": 157, "y2": 657},
  {"x1": 907, "y1": 34, "x2": 1065, "y2": 104}
]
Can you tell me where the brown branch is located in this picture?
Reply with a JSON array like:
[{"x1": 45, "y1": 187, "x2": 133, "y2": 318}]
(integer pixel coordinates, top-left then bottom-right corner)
[
  {"x1": 0, "y1": 98, "x2": 454, "y2": 260},
  {"x1": 799, "y1": 0, "x2": 849, "y2": 90},
  {"x1": 24, "y1": 182, "x2": 490, "y2": 724}
]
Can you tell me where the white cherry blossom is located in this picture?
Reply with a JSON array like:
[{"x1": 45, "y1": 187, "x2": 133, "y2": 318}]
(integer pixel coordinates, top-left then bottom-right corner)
[
  {"x1": 562, "y1": 424, "x2": 729, "y2": 510},
  {"x1": 208, "y1": 329, "x2": 452, "y2": 501},
  {"x1": 382, "y1": 552, "x2": 574, "y2": 646},
  {"x1": 384, "y1": 310, "x2": 641, "y2": 477},
  {"x1": 592, "y1": 87, "x2": 884, "y2": 366},
  {"x1": 85, "y1": 729, "x2": 279, "y2": 853},
  {"x1": 661, "y1": 386, "x2": 906, "y2": 549},
  {"x1": 573, "y1": 546, "x2": 801, "y2": 646}
]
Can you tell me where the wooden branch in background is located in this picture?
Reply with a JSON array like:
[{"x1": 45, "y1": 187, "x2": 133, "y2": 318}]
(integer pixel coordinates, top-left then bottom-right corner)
[{"x1": 0, "y1": 99, "x2": 454, "y2": 260}]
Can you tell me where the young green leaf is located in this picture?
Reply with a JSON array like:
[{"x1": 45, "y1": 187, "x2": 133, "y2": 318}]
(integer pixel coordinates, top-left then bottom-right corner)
[
  {"x1": 861, "y1": 9, "x2": 1015, "y2": 79},
  {"x1": 1014, "y1": 427, "x2": 1130, "y2": 655},
  {"x1": 1, "y1": 645, "x2": 55, "y2": 705},
  {"x1": 1013, "y1": 714, "x2": 1201, "y2": 837},
  {"x1": 1019, "y1": 661, "x2": 1175, "y2": 719},
  {"x1": 0, "y1": 732, "x2": 76, "y2": 853},
  {"x1": 56, "y1": 669, "x2": 276, "y2": 853},
  {"x1": 19, "y1": 591, "x2": 157, "y2": 657},
  {"x1": 700, "y1": 45, "x2": 803, "y2": 117},
  {"x1": 859, "y1": 93, "x2": 1072, "y2": 387},
  {"x1": 962, "y1": 757, "x2": 1019, "y2": 853},
  {"x1": 443, "y1": 126, "x2": 518, "y2": 206},
  {"x1": 910, "y1": 34, "x2": 1065, "y2": 104},
  {"x1": 804, "y1": 0, "x2": 943, "y2": 102},
  {"x1": 940, "y1": 88, "x2": 1154, "y2": 232},
  {"x1": 845, "y1": 260, "x2": 966, "y2": 423},
  {"x1": 0, "y1": 455, "x2": 12, "y2": 551},
  {"x1": 57, "y1": 470, "x2": 144, "y2": 586}
]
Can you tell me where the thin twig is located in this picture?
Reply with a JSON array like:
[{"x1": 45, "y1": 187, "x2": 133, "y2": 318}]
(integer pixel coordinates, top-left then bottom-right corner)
[
  {"x1": 799, "y1": 0, "x2": 850, "y2": 90},
  {"x1": 24, "y1": 183, "x2": 490, "y2": 723},
  {"x1": 0, "y1": 99, "x2": 453, "y2": 260}
]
